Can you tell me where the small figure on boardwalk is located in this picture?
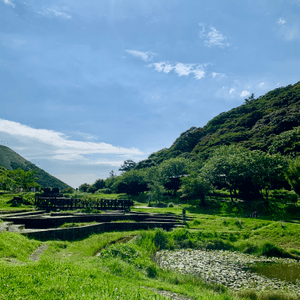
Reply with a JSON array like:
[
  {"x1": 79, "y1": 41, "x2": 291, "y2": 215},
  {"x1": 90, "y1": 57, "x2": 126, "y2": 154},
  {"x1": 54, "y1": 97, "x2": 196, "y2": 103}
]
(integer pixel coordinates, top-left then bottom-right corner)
[
  {"x1": 182, "y1": 208, "x2": 186, "y2": 222},
  {"x1": 251, "y1": 211, "x2": 258, "y2": 218},
  {"x1": 246, "y1": 211, "x2": 258, "y2": 218}
]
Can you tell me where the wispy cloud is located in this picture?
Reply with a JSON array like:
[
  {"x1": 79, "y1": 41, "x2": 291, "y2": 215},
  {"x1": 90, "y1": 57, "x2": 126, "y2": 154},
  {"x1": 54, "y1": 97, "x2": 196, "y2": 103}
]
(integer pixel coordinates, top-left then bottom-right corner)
[
  {"x1": 0, "y1": 119, "x2": 143, "y2": 163},
  {"x1": 73, "y1": 131, "x2": 98, "y2": 141},
  {"x1": 284, "y1": 25, "x2": 300, "y2": 41},
  {"x1": 3, "y1": 0, "x2": 15, "y2": 8},
  {"x1": 277, "y1": 18, "x2": 286, "y2": 25},
  {"x1": 125, "y1": 50, "x2": 156, "y2": 61},
  {"x1": 277, "y1": 19, "x2": 300, "y2": 41},
  {"x1": 149, "y1": 62, "x2": 206, "y2": 80},
  {"x1": 229, "y1": 88, "x2": 235, "y2": 95},
  {"x1": 37, "y1": 8, "x2": 72, "y2": 19},
  {"x1": 211, "y1": 72, "x2": 226, "y2": 79},
  {"x1": 240, "y1": 90, "x2": 250, "y2": 97},
  {"x1": 199, "y1": 23, "x2": 229, "y2": 48}
]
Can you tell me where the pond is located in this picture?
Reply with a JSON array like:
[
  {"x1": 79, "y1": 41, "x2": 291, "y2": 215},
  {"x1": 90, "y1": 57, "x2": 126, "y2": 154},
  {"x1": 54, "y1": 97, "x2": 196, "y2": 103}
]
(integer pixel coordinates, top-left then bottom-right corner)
[
  {"x1": 249, "y1": 262, "x2": 300, "y2": 283},
  {"x1": 157, "y1": 249, "x2": 300, "y2": 295}
]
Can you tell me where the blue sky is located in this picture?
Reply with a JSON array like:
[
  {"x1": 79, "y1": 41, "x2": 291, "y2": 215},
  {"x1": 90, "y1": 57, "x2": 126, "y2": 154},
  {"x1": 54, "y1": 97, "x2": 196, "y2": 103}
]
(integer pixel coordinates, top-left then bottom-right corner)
[{"x1": 1, "y1": 0, "x2": 300, "y2": 188}]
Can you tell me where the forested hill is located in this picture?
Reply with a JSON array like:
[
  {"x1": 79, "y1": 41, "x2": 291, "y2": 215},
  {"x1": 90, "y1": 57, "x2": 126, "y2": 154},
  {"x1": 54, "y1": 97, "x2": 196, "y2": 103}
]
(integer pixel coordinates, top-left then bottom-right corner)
[
  {"x1": 0, "y1": 145, "x2": 70, "y2": 190},
  {"x1": 136, "y1": 81, "x2": 300, "y2": 168}
]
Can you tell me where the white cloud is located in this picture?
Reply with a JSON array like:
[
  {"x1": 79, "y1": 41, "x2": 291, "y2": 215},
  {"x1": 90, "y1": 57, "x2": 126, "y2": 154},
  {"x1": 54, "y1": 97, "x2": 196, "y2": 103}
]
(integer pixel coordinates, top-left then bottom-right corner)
[
  {"x1": 193, "y1": 68, "x2": 205, "y2": 80},
  {"x1": 151, "y1": 62, "x2": 174, "y2": 73},
  {"x1": 278, "y1": 18, "x2": 286, "y2": 25},
  {"x1": 199, "y1": 23, "x2": 229, "y2": 48},
  {"x1": 125, "y1": 50, "x2": 156, "y2": 61},
  {"x1": 229, "y1": 88, "x2": 235, "y2": 95},
  {"x1": 211, "y1": 72, "x2": 226, "y2": 79},
  {"x1": 284, "y1": 25, "x2": 300, "y2": 41},
  {"x1": 3, "y1": 0, "x2": 15, "y2": 7},
  {"x1": 258, "y1": 82, "x2": 265, "y2": 87},
  {"x1": 240, "y1": 90, "x2": 250, "y2": 97},
  {"x1": 149, "y1": 61, "x2": 206, "y2": 80},
  {"x1": 0, "y1": 119, "x2": 143, "y2": 162},
  {"x1": 174, "y1": 63, "x2": 194, "y2": 76},
  {"x1": 37, "y1": 8, "x2": 72, "y2": 19},
  {"x1": 199, "y1": 22, "x2": 206, "y2": 38}
]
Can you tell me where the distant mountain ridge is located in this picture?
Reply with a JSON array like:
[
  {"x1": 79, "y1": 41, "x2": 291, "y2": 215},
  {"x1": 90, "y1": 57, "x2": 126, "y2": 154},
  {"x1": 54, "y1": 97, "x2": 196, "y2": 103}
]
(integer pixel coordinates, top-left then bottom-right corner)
[
  {"x1": 136, "y1": 81, "x2": 300, "y2": 168},
  {"x1": 0, "y1": 145, "x2": 70, "y2": 190}
]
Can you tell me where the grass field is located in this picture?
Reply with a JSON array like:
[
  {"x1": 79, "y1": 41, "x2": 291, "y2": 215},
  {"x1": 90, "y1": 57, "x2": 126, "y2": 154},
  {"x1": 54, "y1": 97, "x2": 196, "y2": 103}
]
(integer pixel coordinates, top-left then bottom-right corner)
[{"x1": 1, "y1": 193, "x2": 300, "y2": 299}]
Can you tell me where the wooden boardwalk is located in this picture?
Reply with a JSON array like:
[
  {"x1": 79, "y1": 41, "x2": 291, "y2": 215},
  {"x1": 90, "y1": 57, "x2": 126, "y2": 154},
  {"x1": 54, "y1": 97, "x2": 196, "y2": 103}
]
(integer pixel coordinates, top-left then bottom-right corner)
[{"x1": 35, "y1": 197, "x2": 133, "y2": 211}]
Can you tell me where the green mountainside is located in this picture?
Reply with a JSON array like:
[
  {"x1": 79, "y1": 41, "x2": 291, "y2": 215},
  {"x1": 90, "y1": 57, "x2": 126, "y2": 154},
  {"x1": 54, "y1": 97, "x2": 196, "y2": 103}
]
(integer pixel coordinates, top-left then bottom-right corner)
[
  {"x1": 0, "y1": 145, "x2": 70, "y2": 190},
  {"x1": 137, "y1": 81, "x2": 300, "y2": 168}
]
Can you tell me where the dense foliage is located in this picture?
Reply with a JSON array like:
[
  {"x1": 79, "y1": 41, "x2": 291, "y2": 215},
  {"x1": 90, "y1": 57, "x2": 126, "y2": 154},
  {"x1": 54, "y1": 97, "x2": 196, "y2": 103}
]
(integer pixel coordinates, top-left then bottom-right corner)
[
  {"x1": 285, "y1": 157, "x2": 300, "y2": 196},
  {"x1": 0, "y1": 167, "x2": 40, "y2": 191}
]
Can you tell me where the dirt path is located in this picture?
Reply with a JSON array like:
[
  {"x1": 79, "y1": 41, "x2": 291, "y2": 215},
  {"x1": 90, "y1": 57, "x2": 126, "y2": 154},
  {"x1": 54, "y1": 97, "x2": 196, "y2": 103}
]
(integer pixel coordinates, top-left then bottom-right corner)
[
  {"x1": 0, "y1": 222, "x2": 11, "y2": 233},
  {"x1": 94, "y1": 235, "x2": 137, "y2": 256},
  {"x1": 29, "y1": 244, "x2": 48, "y2": 261},
  {"x1": 144, "y1": 287, "x2": 194, "y2": 300}
]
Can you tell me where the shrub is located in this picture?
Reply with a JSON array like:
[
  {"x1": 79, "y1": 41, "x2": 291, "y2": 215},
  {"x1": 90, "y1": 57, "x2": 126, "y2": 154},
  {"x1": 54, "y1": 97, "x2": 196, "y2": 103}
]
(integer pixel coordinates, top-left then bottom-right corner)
[
  {"x1": 146, "y1": 264, "x2": 158, "y2": 278},
  {"x1": 21, "y1": 192, "x2": 35, "y2": 205},
  {"x1": 96, "y1": 188, "x2": 112, "y2": 194},
  {"x1": 260, "y1": 243, "x2": 286, "y2": 258},
  {"x1": 62, "y1": 187, "x2": 74, "y2": 194},
  {"x1": 271, "y1": 189, "x2": 298, "y2": 203},
  {"x1": 153, "y1": 228, "x2": 173, "y2": 250},
  {"x1": 100, "y1": 244, "x2": 141, "y2": 264},
  {"x1": 236, "y1": 241, "x2": 259, "y2": 254},
  {"x1": 205, "y1": 239, "x2": 233, "y2": 251}
]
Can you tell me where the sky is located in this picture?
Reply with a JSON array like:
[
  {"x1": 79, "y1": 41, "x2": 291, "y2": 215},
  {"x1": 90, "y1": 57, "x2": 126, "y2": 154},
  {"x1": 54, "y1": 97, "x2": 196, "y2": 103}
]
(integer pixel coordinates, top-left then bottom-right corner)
[{"x1": 1, "y1": 0, "x2": 300, "y2": 188}]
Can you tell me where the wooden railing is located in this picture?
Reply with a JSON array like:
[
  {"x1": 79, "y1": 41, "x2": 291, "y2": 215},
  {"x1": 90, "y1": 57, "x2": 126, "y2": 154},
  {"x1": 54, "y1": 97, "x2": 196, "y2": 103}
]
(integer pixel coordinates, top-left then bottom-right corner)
[{"x1": 35, "y1": 197, "x2": 133, "y2": 211}]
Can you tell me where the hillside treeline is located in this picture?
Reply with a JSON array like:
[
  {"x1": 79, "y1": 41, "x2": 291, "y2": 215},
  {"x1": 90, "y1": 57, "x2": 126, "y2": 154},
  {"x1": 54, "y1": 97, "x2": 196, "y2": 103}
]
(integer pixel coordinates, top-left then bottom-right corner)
[
  {"x1": 81, "y1": 82, "x2": 300, "y2": 206},
  {"x1": 135, "y1": 82, "x2": 300, "y2": 168},
  {"x1": 81, "y1": 148, "x2": 300, "y2": 206}
]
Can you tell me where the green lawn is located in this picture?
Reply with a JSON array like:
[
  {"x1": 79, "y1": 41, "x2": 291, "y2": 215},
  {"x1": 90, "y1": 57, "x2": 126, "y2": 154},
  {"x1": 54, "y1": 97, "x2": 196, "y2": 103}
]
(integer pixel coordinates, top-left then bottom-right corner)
[{"x1": 0, "y1": 230, "x2": 236, "y2": 300}]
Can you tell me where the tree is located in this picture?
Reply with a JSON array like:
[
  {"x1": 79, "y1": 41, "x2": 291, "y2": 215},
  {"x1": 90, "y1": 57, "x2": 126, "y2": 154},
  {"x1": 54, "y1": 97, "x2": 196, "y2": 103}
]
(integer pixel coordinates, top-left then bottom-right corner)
[
  {"x1": 158, "y1": 158, "x2": 190, "y2": 195},
  {"x1": 180, "y1": 175, "x2": 211, "y2": 207},
  {"x1": 200, "y1": 146, "x2": 249, "y2": 201},
  {"x1": 200, "y1": 145, "x2": 287, "y2": 202},
  {"x1": 10, "y1": 168, "x2": 39, "y2": 191},
  {"x1": 92, "y1": 179, "x2": 105, "y2": 191},
  {"x1": 148, "y1": 181, "x2": 165, "y2": 203},
  {"x1": 247, "y1": 151, "x2": 288, "y2": 203},
  {"x1": 119, "y1": 160, "x2": 137, "y2": 172},
  {"x1": 112, "y1": 169, "x2": 148, "y2": 196},
  {"x1": 62, "y1": 187, "x2": 74, "y2": 194},
  {"x1": 244, "y1": 93, "x2": 255, "y2": 104},
  {"x1": 109, "y1": 170, "x2": 117, "y2": 178},
  {"x1": 0, "y1": 167, "x2": 15, "y2": 191},
  {"x1": 285, "y1": 157, "x2": 300, "y2": 196},
  {"x1": 79, "y1": 183, "x2": 91, "y2": 193}
]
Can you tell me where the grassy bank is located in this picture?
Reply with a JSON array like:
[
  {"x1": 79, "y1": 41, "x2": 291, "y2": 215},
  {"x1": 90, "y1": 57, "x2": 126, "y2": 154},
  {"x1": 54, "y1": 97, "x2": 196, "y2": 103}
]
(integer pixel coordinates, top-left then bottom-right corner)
[
  {"x1": 1, "y1": 191, "x2": 300, "y2": 299},
  {"x1": 0, "y1": 230, "x2": 235, "y2": 300},
  {"x1": 1, "y1": 223, "x2": 300, "y2": 299}
]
